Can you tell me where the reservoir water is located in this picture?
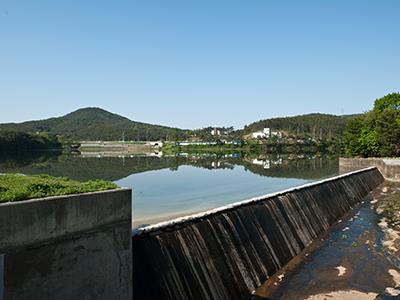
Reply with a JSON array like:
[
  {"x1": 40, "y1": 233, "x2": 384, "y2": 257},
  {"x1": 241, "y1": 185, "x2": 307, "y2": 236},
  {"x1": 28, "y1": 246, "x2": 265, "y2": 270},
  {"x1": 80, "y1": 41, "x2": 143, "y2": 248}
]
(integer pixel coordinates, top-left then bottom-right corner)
[{"x1": 0, "y1": 152, "x2": 339, "y2": 227}]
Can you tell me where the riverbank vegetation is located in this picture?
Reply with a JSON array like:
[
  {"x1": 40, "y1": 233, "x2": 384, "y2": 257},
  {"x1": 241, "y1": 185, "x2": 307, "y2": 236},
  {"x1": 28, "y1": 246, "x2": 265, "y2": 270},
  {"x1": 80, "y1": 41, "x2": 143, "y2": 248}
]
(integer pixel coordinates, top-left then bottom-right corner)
[
  {"x1": 344, "y1": 93, "x2": 400, "y2": 157},
  {"x1": 0, "y1": 130, "x2": 62, "y2": 150},
  {"x1": 163, "y1": 138, "x2": 341, "y2": 156},
  {"x1": 0, "y1": 174, "x2": 117, "y2": 202}
]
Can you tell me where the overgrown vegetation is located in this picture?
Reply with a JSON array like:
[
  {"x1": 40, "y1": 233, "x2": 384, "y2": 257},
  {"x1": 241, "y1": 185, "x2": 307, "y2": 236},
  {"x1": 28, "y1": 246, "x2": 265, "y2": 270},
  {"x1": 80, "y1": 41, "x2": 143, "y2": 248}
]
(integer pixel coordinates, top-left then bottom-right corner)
[
  {"x1": 344, "y1": 93, "x2": 400, "y2": 157},
  {"x1": 0, "y1": 174, "x2": 118, "y2": 202},
  {"x1": 163, "y1": 138, "x2": 340, "y2": 156}
]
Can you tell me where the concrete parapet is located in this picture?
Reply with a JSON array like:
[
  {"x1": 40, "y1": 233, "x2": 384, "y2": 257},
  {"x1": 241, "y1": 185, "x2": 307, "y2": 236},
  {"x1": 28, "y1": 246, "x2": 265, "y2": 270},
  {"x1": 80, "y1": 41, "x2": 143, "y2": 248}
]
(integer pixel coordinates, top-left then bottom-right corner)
[
  {"x1": 0, "y1": 189, "x2": 132, "y2": 300},
  {"x1": 340, "y1": 158, "x2": 400, "y2": 181}
]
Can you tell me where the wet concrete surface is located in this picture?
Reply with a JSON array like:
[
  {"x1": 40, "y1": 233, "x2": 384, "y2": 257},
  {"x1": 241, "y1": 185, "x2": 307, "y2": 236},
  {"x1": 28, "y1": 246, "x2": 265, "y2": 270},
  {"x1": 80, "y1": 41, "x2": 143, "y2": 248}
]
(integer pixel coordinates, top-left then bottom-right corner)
[
  {"x1": 254, "y1": 181, "x2": 400, "y2": 300},
  {"x1": 133, "y1": 168, "x2": 382, "y2": 300}
]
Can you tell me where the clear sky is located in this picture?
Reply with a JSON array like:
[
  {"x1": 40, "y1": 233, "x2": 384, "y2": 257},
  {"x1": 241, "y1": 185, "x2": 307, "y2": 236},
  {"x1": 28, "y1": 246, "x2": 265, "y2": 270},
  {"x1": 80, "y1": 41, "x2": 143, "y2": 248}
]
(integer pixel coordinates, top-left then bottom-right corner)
[{"x1": 0, "y1": 1, "x2": 399, "y2": 129}]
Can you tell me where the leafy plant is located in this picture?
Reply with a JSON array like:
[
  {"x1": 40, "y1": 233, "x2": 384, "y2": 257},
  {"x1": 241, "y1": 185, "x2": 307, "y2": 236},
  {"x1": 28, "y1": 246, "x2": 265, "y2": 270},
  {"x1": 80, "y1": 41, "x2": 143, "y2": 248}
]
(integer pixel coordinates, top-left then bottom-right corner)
[
  {"x1": 0, "y1": 174, "x2": 118, "y2": 203},
  {"x1": 344, "y1": 93, "x2": 400, "y2": 157}
]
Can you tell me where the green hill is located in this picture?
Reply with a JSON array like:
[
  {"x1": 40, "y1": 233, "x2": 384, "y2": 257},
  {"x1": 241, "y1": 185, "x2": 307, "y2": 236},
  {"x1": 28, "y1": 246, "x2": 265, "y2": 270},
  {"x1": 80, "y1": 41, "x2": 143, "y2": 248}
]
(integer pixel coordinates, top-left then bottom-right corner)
[
  {"x1": 0, "y1": 107, "x2": 189, "y2": 141},
  {"x1": 0, "y1": 108, "x2": 360, "y2": 143},
  {"x1": 242, "y1": 113, "x2": 359, "y2": 139}
]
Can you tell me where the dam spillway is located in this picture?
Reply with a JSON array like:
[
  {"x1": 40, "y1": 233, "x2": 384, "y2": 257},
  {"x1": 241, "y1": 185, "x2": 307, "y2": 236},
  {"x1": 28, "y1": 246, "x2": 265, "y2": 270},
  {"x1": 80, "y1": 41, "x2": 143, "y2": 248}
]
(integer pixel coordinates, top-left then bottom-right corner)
[{"x1": 132, "y1": 167, "x2": 384, "y2": 300}]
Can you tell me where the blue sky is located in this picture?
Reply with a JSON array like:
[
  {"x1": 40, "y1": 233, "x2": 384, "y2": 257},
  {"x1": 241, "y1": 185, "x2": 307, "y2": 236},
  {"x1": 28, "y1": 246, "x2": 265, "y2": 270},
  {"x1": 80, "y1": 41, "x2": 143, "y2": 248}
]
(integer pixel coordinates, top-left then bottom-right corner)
[{"x1": 0, "y1": 1, "x2": 399, "y2": 129}]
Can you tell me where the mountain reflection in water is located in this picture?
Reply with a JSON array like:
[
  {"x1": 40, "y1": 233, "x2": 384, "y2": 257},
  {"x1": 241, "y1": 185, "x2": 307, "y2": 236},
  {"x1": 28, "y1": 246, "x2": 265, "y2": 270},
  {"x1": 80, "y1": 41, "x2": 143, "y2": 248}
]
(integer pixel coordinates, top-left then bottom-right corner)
[{"x1": 0, "y1": 151, "x2": 339, "y2": 227}]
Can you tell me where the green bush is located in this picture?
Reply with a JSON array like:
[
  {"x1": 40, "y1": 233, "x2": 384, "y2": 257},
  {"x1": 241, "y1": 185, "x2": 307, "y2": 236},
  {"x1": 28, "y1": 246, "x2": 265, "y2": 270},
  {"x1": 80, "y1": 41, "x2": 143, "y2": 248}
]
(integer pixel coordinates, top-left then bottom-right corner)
[
  {"x1": 0, "y1": 174, "x2": 118, "y2": 203},
  {"x1": 344, "y1": 93, "x2": 400, "y2": 157}
]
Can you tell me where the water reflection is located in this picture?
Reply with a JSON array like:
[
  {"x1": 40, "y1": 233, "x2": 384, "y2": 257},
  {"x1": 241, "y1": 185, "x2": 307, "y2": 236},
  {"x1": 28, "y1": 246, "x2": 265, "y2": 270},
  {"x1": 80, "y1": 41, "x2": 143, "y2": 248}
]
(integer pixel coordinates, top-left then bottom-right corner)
[{"x1": 0, "y1": 151, "x2": 339, "y2": 227}]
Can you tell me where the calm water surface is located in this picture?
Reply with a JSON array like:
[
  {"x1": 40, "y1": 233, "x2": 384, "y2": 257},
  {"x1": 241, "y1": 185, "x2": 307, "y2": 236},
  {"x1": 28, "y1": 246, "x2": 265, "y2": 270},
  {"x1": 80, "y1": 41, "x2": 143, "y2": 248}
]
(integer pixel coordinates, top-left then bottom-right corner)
[{"x1": 0, "y1": 152, "x2": 339, "y2": 227}]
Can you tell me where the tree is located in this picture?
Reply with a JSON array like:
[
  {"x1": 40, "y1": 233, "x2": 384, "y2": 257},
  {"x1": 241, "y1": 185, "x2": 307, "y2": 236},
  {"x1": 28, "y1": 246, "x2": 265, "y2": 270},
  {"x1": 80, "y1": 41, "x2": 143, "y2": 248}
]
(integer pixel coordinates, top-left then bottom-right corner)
[
  {"x1": 344, "y1": 93, "x2": 400, "y2": 157},
  {"x1": 373, "y1": 93, "x2": 400, "y2": 112},
  {"x1": 358, "y1": 112, "x2": 380, "y2": 157},
  {"x1": 344, "y1": 116, "x2": 364, "y2": 157},
  {"x1": 375, "y1": 107, "x2": 400, "y2": 156}
]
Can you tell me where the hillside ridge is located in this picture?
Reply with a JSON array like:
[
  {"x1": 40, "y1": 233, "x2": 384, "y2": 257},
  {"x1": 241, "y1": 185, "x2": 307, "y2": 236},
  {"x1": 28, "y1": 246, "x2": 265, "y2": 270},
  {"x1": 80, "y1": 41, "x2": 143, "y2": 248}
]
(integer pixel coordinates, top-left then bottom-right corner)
[
  {"x1": 0, "y1": 107, "x2": 188, "y2": 141},
  {"x1": 0, "y1": 108, "x2": 358, "y2": 141}
]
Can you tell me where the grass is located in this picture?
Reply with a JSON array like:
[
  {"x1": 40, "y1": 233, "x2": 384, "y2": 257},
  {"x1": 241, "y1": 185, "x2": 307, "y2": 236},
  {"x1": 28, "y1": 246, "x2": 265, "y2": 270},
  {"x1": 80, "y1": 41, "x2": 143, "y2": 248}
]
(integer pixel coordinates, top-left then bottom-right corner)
[
  {"x1": 0, "y1": 174, "x2": 118, "y2": 203},
  {"x1": 373, "y1": 181, "x2": 400, "y2": 228},
  {"x1": 381, "y1": 193, "x2": 400, "y2": 228}
]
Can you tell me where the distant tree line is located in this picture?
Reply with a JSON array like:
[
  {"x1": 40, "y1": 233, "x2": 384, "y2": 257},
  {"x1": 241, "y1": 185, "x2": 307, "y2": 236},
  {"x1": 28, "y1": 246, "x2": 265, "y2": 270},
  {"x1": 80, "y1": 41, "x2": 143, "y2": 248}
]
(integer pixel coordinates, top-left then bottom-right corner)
[
  {"x1": 242, "y1": 113, "x2": 357, "y2": 141},
  {"x1": 191, "y1": 126, "x2": 240, "y2": 141},
  {"x1": 0, "y1": 130, "x2": 62, "y2": 150},
  {"x1": 344, "y1": 93, "x2": 400, "y2": 157}
]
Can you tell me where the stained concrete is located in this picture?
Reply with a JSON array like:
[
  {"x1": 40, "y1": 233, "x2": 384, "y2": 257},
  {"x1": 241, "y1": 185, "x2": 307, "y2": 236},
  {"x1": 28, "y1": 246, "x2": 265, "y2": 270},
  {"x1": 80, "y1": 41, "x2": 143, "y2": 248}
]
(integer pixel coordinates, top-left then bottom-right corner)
[
  {"x1": 0, "y1": 254, "x2": 3, "y2": 300},
  {"x1": 340, "y1": 158, "x2": 400, "y2": 182},
  {"x1": 0, "y1": 189, "x2": 131, "y2": 253},
  {"x1": 0, "y1": 189, "x2": 132, "y2": 300},
  {"x1": 133, "y1": 168, "x2": 383, "y2": 300}
]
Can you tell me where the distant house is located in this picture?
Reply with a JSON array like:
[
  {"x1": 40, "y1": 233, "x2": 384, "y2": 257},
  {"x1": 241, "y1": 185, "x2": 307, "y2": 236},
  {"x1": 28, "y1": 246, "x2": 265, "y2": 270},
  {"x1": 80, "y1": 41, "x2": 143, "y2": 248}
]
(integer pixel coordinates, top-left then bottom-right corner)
[
  {"x1": 211, "y1": 161, "x2": 221, "y2": 168},
  {"x1": 211, "y1": 128, "x2": 221, "y2": 136},
  {"x1": 251, "y1": 128, "x2": 271, "y2": 139},
  {"x1": 251, "y1": 128, "x2": 283, "y2": 139},
  {"x1": 252, "y1": 158, "x2": 271, "y2": 169},
  {"x1": 252, "y1": 159, "x2": 265, "y2": 166}
]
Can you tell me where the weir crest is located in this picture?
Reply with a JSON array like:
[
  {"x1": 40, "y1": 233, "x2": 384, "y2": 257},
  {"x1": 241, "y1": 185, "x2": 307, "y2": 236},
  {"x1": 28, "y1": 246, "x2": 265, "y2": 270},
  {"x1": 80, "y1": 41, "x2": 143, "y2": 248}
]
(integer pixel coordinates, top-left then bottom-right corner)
[{"x1": 133, "y1": 167, "x2": 384, "y2": 300}]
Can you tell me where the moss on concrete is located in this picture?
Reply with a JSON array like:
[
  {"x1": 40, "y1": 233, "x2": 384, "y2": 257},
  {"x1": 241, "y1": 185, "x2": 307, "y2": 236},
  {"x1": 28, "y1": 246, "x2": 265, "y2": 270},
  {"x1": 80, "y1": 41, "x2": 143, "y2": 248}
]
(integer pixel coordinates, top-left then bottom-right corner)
[
  {"x1": 380, "y1": 193, "x2": 400, "y2": 228},
  {"x1": 0, "y1": 174, "x2": 118, "y2": 203}
]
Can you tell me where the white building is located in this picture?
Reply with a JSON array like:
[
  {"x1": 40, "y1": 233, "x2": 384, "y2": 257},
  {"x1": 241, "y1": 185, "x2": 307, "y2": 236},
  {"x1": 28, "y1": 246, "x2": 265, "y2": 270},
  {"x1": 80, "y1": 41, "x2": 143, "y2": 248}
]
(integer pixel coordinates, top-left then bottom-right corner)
[
  {"x1": 252, "y1": 158, "x2": 271, "y2": 169},
  {"x1": 177, "y1": 141, "x2": 217, "y2": 146},
  {"x1": 211, "y1": 128, "x2": 221, "y2": 136},
  {"x1": 251, "y1": 128, "x2": 284, "y2": 139},
  {"x1": 251, "y1": 128, "x2": 271, "y2": 139},
  {"x1": 252, "y1": 159, "x2": 265, "y2": 166}
]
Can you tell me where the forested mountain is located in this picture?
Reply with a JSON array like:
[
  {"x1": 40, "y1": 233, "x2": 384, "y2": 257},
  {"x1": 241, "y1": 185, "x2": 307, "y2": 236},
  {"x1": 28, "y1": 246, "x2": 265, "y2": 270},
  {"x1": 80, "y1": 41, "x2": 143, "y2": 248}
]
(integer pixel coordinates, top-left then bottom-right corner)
[
  {"x1": 0, "y1": 108, "x2": 360, "y2": 143},
  {"x1": 0, "y1": 108, "x2": 189, "y2": 141},
  {"x1": 242, "y1": 113, "x2": 359, "y2": 139}
]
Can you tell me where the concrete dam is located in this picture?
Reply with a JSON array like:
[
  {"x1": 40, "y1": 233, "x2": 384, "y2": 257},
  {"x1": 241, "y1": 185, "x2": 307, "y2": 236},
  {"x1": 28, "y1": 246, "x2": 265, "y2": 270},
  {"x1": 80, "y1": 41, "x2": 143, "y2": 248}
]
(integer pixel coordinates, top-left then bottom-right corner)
[{"x1": 132, "y1": 167, "x2": 383, "y2": 300}]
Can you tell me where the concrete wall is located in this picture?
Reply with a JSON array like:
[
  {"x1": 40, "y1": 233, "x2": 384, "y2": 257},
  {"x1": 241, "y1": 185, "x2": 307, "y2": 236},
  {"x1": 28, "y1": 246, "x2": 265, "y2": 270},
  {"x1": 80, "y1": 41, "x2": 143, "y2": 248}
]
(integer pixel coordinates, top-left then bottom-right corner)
[
  {"x1": 0, "y1": 255, "x2": 3, "y2": 300},
  {"x1": 340, "y1": 158, "x2": 400, "y2": 181},
  {"x1": 132, "y1": 167, "x2": 383, "y2": 300},
  {"x1": 0, "y1": 189, "x2": 132, "y2": 300}
]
